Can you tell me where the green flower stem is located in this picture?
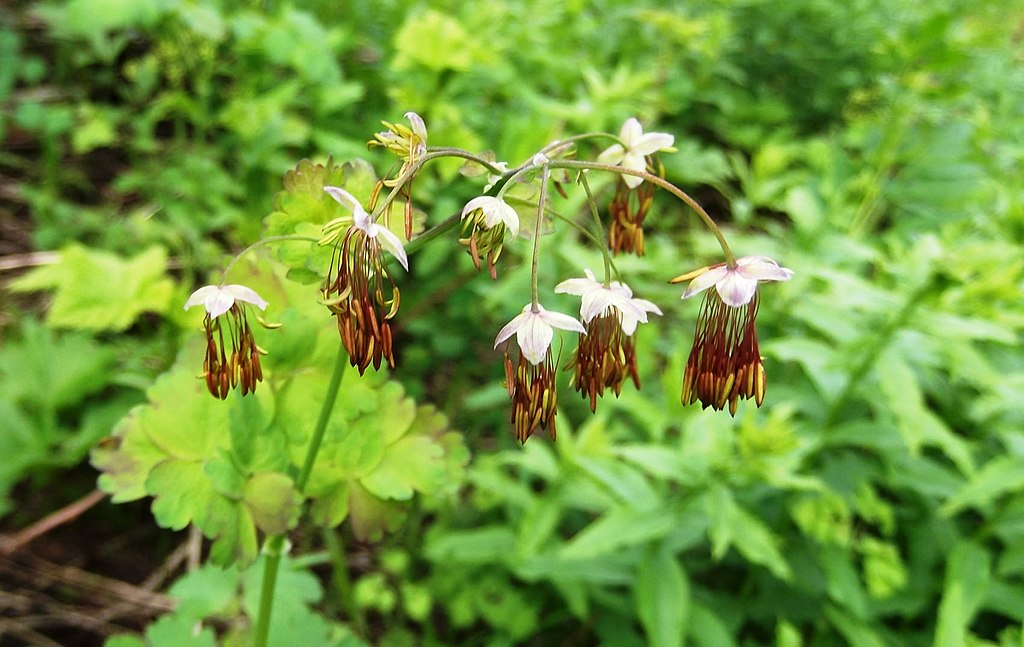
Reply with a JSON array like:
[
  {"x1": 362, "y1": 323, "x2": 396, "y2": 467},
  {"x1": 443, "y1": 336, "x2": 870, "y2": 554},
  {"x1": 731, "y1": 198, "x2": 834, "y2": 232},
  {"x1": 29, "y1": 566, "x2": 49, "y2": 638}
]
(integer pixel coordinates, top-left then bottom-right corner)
[
  {"x1": 552, "y1": 160, "x2": 737, "y2": 267},
  {"x1": 579, "y1": 173, "x2": 613, "y2": 286},
  {"x1": 403, "y1": 212, "x2": 461, "y2": 256},
  {"x1": 530, "y1": 165, "x2": 552, "y2": 311},
  {"x1": 537, "y1": 131, "x2": 617, "y2": 158},
  {"x1": 253, "y1": 343, "x2": 348, "y2": 647},
  {"x1": 371, "y1": 149, "x2": 505, "y2": 223},
  {"x1": 220, "y1": 235, "x2": 319, "y2": 284}
]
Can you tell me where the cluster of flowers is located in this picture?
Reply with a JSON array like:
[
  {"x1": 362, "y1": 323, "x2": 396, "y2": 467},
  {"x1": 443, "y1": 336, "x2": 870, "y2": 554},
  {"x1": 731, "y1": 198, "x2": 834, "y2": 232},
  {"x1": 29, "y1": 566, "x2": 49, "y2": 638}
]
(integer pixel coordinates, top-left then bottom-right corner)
[{"x1": 185, "y1": 114, "x2": 792, "y2": 442}]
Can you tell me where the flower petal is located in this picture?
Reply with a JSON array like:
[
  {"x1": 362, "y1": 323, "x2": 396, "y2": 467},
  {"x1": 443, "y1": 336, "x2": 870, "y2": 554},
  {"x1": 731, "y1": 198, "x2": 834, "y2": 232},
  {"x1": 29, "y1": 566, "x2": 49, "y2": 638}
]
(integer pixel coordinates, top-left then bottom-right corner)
[
  {"x1": 184, "y1": 285, "x2": 218, "y2": 311},
  {"x1": 539, "y1": 309, "x2": 586, "y2": 334},
  {"x1": 554, "y1": 276, "x2": 599, "y2": 296},
  {"x1": 324, "y1": 186, "x2": 362, "y2": 212},
  {"x1": 597, "y1": 143, "x2": 626, "y2": 167},
  {"x1": 619, "y1": 118, "x2": 643, "y2": 145},
  {"x1": 223, "y1": 284, "x2": 268, "y2": 311},
  {"x1": 716, "y1": 271, "x2": 758, "y2": 307},
  {"x1": 518, "y1": 311, "x2": 554, "y2": 365},
  {"x1": 405, "y1": 111, "x2": 427, "y2": 142},
  {"x1": 494, "y1": 305, "x2": 531, "y2": 348},
  {"x1": 621, "y1": 152, "x2": 648, "y2": 189},
  {"x1": 736, "y1": 256, "x2": 794, "y2": 282},
  {"x1": 461, "y1": 196, "x2": 492, "y2": 219},
  {"x1": 631, "y1": 297, "x2": 662, "y2": 317},
  {"x1": 373, "y1": 224, "x2": 409, "y2": 271},
  {"x1": 631, "y1": 131, "x2": 675, "y2": 156},
  {"x1": 682, "y1": 266, "x2": 729, "y2": 299}
]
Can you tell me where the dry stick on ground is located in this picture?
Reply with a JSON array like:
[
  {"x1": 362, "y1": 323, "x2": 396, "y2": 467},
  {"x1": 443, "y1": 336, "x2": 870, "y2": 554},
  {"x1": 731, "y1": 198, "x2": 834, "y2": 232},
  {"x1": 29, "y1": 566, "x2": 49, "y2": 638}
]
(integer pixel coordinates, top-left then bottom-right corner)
[{"x1": 0, "y1": 489, "x2": 107, "y2": 557}]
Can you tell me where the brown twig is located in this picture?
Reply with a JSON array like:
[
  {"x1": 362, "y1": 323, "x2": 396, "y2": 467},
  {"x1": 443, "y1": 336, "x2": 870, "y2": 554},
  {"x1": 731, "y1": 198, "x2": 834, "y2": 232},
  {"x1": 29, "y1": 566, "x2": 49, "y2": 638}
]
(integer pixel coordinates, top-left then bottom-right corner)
[{"x1": 0, "y1": 489, "x2": 107, "y2": 557}]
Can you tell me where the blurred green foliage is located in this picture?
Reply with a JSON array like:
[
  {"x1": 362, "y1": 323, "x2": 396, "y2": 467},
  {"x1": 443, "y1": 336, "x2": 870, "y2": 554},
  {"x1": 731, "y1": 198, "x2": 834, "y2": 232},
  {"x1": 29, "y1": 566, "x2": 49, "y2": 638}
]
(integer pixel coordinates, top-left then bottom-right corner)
[{"x1": 2, "y1": 0, "x2": 1024, "y2": 645}]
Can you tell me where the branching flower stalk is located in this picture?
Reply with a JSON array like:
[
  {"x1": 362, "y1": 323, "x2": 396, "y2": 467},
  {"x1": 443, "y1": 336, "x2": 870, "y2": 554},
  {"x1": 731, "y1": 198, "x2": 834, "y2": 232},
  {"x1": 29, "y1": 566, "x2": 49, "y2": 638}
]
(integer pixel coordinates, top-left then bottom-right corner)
[{"x1": 178, "y1": 113, "x2": 798, "y2": 644}]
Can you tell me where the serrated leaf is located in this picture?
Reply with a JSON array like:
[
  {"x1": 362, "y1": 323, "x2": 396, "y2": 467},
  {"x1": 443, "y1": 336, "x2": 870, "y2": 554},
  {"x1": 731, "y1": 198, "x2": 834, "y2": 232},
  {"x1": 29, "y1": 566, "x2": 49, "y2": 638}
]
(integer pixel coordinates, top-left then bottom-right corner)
[
  {"x1": 11, "y1": 244, "x2": 175, "y2": 331},
  {"x1": 147, "y1": 459, "x2": 218, "y2": 531},
  {"x1": 360, "y1": 435, "x2": 444, "y2": 501},
  {"x1": 266, "y1": 157, "x2": 349, "y2": 235},
  {"x1": 635, "y1": 544, "x2": 689, "y2": 647}
]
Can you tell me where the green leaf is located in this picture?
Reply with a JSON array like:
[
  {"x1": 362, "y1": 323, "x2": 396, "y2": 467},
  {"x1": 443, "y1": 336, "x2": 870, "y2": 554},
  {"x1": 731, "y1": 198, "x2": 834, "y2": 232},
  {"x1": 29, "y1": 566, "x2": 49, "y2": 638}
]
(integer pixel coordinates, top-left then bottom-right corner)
[
  {"x1": 243, "y1": 471, "x2": 300, "y2": 535},
  {"x1": 10, "y1": 244, "x2": 175, "y2": 331},
  {"x1": 360, "y1": 435, "x2": 444, "y2": 501},
  {"x1": 635, "y1": 544, "x2": 689, "y2": 647},
  {"x1": 561, "y1": 507, "x2": 679, "y2": 559},
  {"x1": 0, "y1": 319, "x2": 116, "y2": 410},
  {"x1": 426, "y1": 526, "x2": 518, "y2": 565},
  {"x1": 167, "y1": 563, "x2": 240, "y2": 621},
  {"x1": 859, "y1": 537, "x2": 908, "y2": 599},
  {"x1": 687, "y1": 603, "x2": 735, "y2": 647},
  {"x1": 266, "y1": 157, "x2": 347, "y2": 231},
  {"x1": 706, "y1": 484, "x2": 792, "y2": 580},
  {"x1": 940, "y1": 456, "x2": 1024, "y2": 517},
  {"x1": 935, "y1": 541, "x2": 991, "y2": 647},
  {"x1": 392, "y1": 10, "x2": 474, "y2": 72},
  {"x1": 144, "y1": 613, "x2": 217, "y2": 647}
]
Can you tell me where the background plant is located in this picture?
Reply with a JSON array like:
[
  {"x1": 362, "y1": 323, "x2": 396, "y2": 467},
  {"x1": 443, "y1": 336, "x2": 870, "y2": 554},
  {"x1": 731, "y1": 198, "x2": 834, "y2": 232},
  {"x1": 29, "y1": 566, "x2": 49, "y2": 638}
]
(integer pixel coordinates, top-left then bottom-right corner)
[{"x1": 1, "y1": 1, "x2": 1023, "y2": 646}]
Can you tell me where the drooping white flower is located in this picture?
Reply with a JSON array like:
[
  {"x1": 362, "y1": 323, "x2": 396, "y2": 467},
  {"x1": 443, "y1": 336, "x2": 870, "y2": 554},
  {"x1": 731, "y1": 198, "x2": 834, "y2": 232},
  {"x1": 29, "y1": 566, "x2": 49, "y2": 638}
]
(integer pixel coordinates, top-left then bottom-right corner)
[
  {"x1": 676, "y1": 256, "x2": 793, "y2": 307},
  {"x1": 597, "y1": 118, "x2": 675, "y2": 189},
  {"x1": 494, "y1": 303, "x2": 586, "y2": 365},
  {"x1": 461, "y1": 196, "x2": 520, "y2": 239},
  {"x1": 324, "y1": 186, "x2": 409, "y2": 271},
  {"x1": 184, "y1": 284, "x2": 268, "y2": 318},
  {"x1": 555, "y1": 269, "x2": 662, "y2": 335}
]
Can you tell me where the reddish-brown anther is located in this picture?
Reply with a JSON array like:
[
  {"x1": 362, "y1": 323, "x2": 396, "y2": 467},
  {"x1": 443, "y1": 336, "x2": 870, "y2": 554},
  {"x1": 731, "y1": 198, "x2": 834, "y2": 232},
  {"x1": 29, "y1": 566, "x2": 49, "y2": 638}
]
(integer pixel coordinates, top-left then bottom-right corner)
[
  {"x1": 608, "y1": 177, "x2": 655, "y2": 256},
  {"x1": 324, "y1": 226, "x2": 401, "y2": 374},
  {"x1": 505, "y1": 348, "x2": 560, "y2": 444},
  {"x1": 566, "y1": 313, "x2": 640, "y2": 412},
  {"x1": 681, "y1": 290, "x2": 765, "y2": 415}
]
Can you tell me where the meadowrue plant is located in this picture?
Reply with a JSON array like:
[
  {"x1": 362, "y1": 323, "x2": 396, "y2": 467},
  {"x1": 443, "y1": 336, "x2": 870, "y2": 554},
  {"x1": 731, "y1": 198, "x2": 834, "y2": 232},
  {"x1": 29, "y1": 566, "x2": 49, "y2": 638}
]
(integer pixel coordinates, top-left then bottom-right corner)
[{"x1": 165, "y1": 112, "x2": 793, "y2": 646}]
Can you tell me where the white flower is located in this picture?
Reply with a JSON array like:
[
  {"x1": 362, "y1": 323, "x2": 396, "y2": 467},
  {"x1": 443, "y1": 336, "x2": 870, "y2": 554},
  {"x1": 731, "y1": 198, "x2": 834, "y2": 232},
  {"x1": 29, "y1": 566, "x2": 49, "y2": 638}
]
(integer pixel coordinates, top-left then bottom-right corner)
[
  {"x1": 677, "y1": 255, "x2": 793, "y2": 307},
  {"x1": 184, "y1": 284, "x2": 268, "y2": 318},
  {"x1": 555, "y1": 269, "x2": 662, "y2": 335},
  {"x1": 494, "y1": 303, "x2": 586, "y2": 365},
  {"x1": 324, "y1": 186, "x2": 409, "y2": 271},
  {"x1": 405, "y1": 111, "x2": 427, "y2": 158},
  {"x1": 461, "y1": 195, "x2": 520, "y2": 239},
  {"x1": 597, "y1": 118, "x2": 675, "y2": 189}
]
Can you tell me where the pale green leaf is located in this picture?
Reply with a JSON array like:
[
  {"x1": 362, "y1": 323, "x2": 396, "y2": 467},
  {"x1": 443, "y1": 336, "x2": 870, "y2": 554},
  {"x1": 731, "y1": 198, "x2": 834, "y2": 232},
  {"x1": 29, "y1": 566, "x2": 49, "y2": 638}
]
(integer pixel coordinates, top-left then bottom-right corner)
[
  {"x1": 11, "y1": 244, "x2": 175, "y2": 331},
  {"x1": 243, "y1": 471, "x2": 300, "y2": 535},
  {"x1": 936, "y1": 541, "x2": 991, "y2": 647},
  {"x1": 635, "y1": 544, "x2": 689, "y2": 647},
  {"x1": 561, "y1": 507, "x2": 678, "y2": 559}
]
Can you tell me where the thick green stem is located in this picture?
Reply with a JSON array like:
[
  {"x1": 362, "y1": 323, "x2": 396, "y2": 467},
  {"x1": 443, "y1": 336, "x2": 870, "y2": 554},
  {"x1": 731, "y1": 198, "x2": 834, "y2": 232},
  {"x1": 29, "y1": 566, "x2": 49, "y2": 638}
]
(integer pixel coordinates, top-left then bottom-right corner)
[
  {"x1": 530, "y1": 166, "x2": 551, "y2": 311},
  {"x1": 253, "y1": 344, "x2": 348, "y2": 647},
  {"x1": 552, "y1": 160, "x2": 736, "y2": 267},
  {"x1": 579, "y1": 173, "x2": 613, "y2": 286}
]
